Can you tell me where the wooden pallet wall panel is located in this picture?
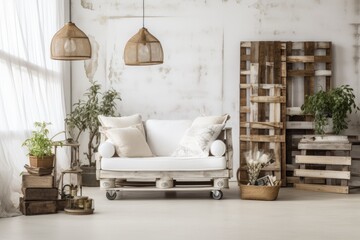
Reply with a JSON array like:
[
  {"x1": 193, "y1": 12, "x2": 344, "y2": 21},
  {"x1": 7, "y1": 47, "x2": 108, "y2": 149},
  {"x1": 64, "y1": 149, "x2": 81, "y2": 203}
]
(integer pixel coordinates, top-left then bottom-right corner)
[
  {"x1": 240, "y1": 41, "x2": 286, "y2": 185},
  {"x1": 285, "y1": 41, "x2": 332, "y2": 185}
]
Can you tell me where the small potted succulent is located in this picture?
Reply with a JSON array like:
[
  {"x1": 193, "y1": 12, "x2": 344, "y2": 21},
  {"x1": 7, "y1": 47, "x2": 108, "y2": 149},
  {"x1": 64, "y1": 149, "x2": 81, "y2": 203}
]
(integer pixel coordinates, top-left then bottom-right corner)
[
  {"x1": 22, "y1": 122, "x2": 61, "y2": 169},
  {"x1": 301, "y1": 85, "x2": 359, "y2": 135}
]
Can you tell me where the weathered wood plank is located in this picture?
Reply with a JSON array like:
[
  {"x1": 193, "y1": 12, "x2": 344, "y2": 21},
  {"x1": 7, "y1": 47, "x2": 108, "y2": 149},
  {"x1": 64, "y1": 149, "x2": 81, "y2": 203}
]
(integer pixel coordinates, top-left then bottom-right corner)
[
  {"x1": 240, "y1": 70, "x2": 251, "y2": 75},
  {"x1": 300, "y1": 135, "x2": 349, "y2": 143},
  {"x1": 287, "y1": 176, "x2": 326, "y2": 184},
  {"x1": 240, "y1": 41, "x2": 251, "y2": 48},
  {"x1": 286, "y1": 121, "x2": 314, "y2": 129},
  {"x1": 291, "y1": 42, "x2": 304, "y2": 50},
  {"x1": 240, "y1": 106, "x2": 250, "y2": 113},
  {"x1": 286, "y1": 55, "x2": 332, "y2": 63},
  {"x1": 250, "y1": 96, "x2": 286, "y2": 103},
  {"x1": 100, "y1": 170, "x2": 231, "y2": 179},
  {"x1": 287, "y1": 56, "x2": 315, "y2": 62},
  {"x1": 314, "y1": 42, "x2": 331, "y2": 49},
  {"x1": 239, "y1": 135, "x2": 285, "y2": 143},
  {"x1": 295, "y1": 155, "x2": 351, "y2": 165},
  {"x1": 294, "y1": 183, "x2": 349, "y2": 194},
  {"x1": 239, "y1": 83, "x2": 285, "y2": 89},
  {"x1": 287, "y1": 69, "x2": 332, "y2": 77},
  {"x1": 298, "y1": 142, "x2": 351, "y2": 151},
  {"x1": 225, "y1": 128, "x2": 233, "y2": 177},
  {"x1": 240, "y1": 122, "x2": 284, "y2": 129},
  {"x1": 315, "y1": 70, "x2": 332, "y2": 76},
  {"x1": 241, "y1": 55, "x2": 251, "y2": 61},
  {"x1": 314, "y1": 55, "x2": 332, "y2": 62},
  {"x1": 294, "y1": 169, "x2": 351, "y2": 179}
]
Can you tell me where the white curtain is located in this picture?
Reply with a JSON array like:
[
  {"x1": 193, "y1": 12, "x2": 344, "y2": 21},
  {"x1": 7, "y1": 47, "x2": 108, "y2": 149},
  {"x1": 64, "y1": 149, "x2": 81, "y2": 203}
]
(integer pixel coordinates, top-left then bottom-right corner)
[{"x1": 0, "y1": 0, "x2": 67, "y2": 217}]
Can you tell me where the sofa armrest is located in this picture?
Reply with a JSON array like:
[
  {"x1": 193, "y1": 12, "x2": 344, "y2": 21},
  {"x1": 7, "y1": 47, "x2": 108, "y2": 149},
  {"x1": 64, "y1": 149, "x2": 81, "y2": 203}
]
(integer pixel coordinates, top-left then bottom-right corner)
[{"x1": 224, "y1": 128, "x2": 233, "y2": 178}]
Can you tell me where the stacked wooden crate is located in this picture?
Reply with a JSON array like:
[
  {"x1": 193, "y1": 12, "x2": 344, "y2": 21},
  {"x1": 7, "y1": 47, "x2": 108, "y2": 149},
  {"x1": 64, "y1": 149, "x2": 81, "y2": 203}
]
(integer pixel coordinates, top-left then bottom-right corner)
[
  {"x1": 239, "y1": 41, "x2": 287, "y2": 185},
  {"x1": 285, "y1": 42, "x2": 332, "y2": 185},
  {"x1": 20, "y1": 172, "x2": 58, "y2": 215},
  {"x1": 294, "y1": 135, "x2": 351, "y2": 194}
]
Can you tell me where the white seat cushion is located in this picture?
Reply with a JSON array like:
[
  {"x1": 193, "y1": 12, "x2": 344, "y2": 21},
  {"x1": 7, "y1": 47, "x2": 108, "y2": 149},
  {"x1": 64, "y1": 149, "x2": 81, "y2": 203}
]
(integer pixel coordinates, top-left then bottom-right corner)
[
  {"x1": 101, "y1": 156, "x2": 226, "y2": 171},
  {"x1": 145, "y1": 120, "x2": 192, "y2": 156}
]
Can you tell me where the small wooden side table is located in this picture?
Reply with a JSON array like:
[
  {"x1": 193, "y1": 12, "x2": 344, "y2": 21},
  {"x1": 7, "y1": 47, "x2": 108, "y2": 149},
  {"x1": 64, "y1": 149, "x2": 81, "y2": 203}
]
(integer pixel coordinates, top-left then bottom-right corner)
[
  {"x1": 294, "y1": 135, "x2": 351, "y2": 194},
  {"x1": 61, "y1": 168, "x2": 83, "y2": 197},
  {"x1": 54, "y1": 141, "x2": 83, "y2": 197}
]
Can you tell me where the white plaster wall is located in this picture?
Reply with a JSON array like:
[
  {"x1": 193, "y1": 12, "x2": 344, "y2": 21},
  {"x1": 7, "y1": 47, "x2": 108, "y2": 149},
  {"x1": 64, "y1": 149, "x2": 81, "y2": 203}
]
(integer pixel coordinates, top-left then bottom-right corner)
[{"x1": 70, "y1": 0, "x2": 360, "y2": 179}]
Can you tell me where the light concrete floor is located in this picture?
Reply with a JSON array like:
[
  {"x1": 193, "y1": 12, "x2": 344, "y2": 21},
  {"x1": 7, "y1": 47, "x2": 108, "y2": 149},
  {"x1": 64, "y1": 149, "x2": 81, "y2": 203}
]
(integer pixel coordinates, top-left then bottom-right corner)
[{"x1": 1, "y1": 182, "x2": 360, "y2": 240}]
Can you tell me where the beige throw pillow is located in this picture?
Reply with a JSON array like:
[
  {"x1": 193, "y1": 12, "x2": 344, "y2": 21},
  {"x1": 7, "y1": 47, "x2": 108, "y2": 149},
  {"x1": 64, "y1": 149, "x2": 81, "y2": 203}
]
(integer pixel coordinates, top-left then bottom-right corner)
[
  {"x1": 191, "y1": 114, "x2": 229, "y2": 127},
  {"x1": 172, "y1": 124, "x2": 224, "y2": 157},
  {"x1": 98, "y1": 114, "x2": 145, "y2": 135},
  {"x1": 105, "y1": 125, "x2": 153, "y2": 157}
]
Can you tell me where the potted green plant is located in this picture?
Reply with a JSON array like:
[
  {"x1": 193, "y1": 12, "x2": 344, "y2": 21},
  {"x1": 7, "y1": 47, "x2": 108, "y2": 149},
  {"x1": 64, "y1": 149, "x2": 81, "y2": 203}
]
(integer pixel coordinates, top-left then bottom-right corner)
[
  {"x1": 301, "y1": 85, "x2": 359, "y2": 135},
  {"x1": 22, "y1": 122, "x2": 61, "y2": 169},
  {"x1": 65, "y1": 80, "x2": 121, "y2": 186}
]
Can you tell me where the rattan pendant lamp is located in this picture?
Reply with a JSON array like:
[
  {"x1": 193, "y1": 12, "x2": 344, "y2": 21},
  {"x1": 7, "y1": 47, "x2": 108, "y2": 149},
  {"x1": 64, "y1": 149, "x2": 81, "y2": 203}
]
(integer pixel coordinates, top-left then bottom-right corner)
[
  {"x1": 123, "y1": 0, "x2": 163, "y2": 65},
  {"x1": 50, "y1": 1, "x2": 91, "y2": 60}
]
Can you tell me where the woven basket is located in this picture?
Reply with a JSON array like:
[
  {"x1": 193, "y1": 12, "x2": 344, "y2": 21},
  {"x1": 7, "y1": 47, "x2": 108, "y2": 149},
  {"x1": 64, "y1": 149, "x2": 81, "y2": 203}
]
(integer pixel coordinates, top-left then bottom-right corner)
[{"x1": 239, "y1": 182, "x2": 281, "y2": 201}]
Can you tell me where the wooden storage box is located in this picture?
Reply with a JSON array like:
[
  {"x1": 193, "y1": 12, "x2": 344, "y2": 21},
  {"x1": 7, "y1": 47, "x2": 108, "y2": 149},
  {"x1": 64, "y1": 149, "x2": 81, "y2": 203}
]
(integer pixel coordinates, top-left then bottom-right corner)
[
  {"x1": 22, "y1": 188, "x2": 58, "y2": 201},
  {"x1": 19, "y1": 197, "x2": 57, "y2": 215},
  {"x1": 22, "y1": 172, "x2": 53, "y2": 188}
]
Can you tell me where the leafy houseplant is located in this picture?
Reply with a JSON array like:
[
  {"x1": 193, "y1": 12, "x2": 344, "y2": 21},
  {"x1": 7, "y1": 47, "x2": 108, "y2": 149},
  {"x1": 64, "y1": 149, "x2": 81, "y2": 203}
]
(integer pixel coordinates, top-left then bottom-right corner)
[
  {"x1": 22, "y1": 122, "x2": 61, "y2": 168},
  {"x1": 65, "y1": 80, "x2": 121, "y2": 167},
  {"x1": 301, "y1": 85, "x2": 359, "y2": 135}
]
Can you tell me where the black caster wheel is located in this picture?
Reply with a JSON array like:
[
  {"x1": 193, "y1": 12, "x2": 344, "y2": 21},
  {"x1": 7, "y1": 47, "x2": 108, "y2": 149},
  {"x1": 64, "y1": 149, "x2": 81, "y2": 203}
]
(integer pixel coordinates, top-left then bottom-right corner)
[
  {"x1": 106, "y1": 191, "x2": 117, "y2": 200},
  {"x1": 211, "y1": 190, "x2": 223, "y2": 200}
]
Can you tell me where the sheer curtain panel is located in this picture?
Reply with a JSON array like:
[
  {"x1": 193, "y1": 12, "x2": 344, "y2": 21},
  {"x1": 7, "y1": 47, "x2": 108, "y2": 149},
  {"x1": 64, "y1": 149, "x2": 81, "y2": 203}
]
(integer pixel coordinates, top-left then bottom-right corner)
[{"x1": 0, "y1": 0, "x2": 68, "y2": 217}]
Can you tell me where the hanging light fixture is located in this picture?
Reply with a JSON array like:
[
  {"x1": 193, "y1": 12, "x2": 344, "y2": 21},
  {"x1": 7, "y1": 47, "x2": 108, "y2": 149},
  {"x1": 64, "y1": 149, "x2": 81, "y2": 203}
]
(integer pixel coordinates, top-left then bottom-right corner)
[
  {"x1": 124, "y1": 0, "x2": 163, "y2": 66},
  {"x1": 50, "y1": 1, "x2": 91, "y2": 60}
]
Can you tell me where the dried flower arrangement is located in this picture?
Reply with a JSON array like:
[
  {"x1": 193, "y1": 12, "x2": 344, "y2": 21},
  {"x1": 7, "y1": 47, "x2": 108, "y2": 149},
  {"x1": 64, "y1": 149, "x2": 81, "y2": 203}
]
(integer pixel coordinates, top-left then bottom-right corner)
[{"x1": 245, "y1": 150, "x2": 279, "y2": 186}]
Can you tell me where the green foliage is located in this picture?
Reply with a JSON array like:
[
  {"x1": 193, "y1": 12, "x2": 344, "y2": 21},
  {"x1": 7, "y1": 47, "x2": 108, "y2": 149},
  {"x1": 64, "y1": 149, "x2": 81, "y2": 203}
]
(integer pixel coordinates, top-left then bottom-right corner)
[
  {"x1": 301, "y1": 85, "x2": 359, "y2": 135},
  {"x1": 65, "y1": 80, "x2": 121, "y2": 166},
  {"x1": 22, "y1": 122, "x2": 53, "y2": 157}
]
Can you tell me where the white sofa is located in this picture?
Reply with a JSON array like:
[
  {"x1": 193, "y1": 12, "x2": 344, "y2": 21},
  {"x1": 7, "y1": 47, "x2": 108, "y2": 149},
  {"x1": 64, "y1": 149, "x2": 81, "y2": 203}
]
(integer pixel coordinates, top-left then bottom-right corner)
[{"x1": 96, "y1": 118, "x2": 233, "y2": 200}]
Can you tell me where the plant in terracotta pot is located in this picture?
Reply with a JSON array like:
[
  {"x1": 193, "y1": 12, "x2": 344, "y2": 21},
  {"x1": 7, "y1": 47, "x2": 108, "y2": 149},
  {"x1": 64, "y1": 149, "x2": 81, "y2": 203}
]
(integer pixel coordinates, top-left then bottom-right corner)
[
  {"x1": 65, "y1": 80, "x2": 121, "y2": 186},
  {"x1": 22, "y1": 122, "x2": 61, "y2": 169},
  {"x1": 301, "y1": 85, "x2": 359, "y2": 135}
]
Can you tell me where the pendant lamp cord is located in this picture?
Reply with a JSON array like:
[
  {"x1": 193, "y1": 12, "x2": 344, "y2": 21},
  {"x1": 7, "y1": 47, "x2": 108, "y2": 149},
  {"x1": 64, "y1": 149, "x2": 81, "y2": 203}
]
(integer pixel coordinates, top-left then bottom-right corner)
[
  {"x1": 69, "y1": 0, "x2": 72, "y2": 22},
  {"x1": 142, "y1": 0, "x2": 145, "y2": 28}
]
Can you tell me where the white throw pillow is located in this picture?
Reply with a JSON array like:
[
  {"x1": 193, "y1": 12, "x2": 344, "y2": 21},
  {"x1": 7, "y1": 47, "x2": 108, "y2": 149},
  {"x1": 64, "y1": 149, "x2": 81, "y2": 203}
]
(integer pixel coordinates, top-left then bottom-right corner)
[
  {"x1": 105, "y1": 126, "x2": 153, "y2": 157},
  {"x1": 210, "y1": 140, "x2": 226, "y2": 157},
  {"x1": 98, "y1": 114, "x2": 145, "y2": 135},
  {"x1": 172, "y1": 124, "x2": 224, "y2": 157},
  {"x1": 98, "y1": 140, "x2": 115, "y2": 158},
  {"x1": 145, "y1": 120, "x2": 192, "y2": 156},
  {"x1": 191, "y1": 114, "x2": 229, "y2": 127}
]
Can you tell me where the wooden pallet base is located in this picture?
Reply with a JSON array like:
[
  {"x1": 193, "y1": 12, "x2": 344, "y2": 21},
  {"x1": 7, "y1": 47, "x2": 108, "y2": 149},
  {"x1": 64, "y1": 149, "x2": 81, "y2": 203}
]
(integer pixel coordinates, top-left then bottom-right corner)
[{"x1": 294, "y1": 183, "x2": 349, "y2": 194}]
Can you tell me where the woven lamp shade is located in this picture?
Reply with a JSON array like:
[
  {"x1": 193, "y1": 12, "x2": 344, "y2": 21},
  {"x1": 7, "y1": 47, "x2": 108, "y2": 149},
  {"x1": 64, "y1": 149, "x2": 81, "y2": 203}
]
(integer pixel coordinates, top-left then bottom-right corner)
[
  {"x1": 124, "y1": 27, "x2": 163, "y2": 66},
  {"x1": 51, "y1": 22, "x2": 91, "y2": 60}
]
